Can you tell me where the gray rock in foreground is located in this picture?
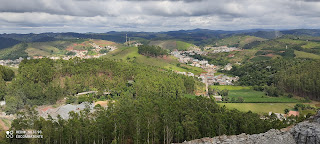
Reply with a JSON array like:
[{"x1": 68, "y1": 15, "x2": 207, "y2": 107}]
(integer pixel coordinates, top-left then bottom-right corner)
[
  {"x1": 179, "y1": 129, "x2": 295, "y2": 144},
  {"x1": 290, "y1": 110, "x2": 320, "y2": 144},
  {"x1": 178, "y1": 110, "x2": 320, "y2": 144}
]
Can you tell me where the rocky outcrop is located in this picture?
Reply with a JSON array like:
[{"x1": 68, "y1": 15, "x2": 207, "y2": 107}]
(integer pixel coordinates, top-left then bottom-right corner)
[
  {"x1": 290, "y1": 111, "x2": 320, "y2": 144},
  {"x1": 178, "y1": 111, "x2": 320, "y2": 144},
  {"x1": 179, "y1": 129, "x2": 295, "y2": 144}
]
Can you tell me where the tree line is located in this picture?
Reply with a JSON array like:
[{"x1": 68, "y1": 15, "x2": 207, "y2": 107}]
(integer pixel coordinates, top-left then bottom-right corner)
[{"x1": 6, "y1": 95, "x2": 291, "y2": 144}]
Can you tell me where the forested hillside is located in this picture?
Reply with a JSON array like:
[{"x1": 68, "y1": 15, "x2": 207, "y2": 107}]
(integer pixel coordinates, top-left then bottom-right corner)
[
  {"x1": 3, "y1": 58, "x2": 292, "y2": 144},
  {"x1": 223, "y1": 58, "x2": 320, "y2": 100},
  {"x1": 276, "y1": 60, "x2": 320, "y2": 100},
  {"x1": 4, "y1": 58, "x2": 194, "y2": 114},
  {"x1": 7, "y1": 96, "x2": 291, "y2": 144},
  {"x1": 0, "y1": 65, "x2": 14, "y2": 100},
  {"x1": 0, "y1": 37, "x2": 21, "y2": 50},
  {"x1": 0, "y1": 43, "x2": 28, "y2": 60}
]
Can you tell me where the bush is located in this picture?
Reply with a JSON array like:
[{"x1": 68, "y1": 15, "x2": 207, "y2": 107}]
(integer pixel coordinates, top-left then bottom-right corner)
[
  {"x1": 253, "y1": 85, "x2": 264, "y2": 91},
  {"x1": 264, "y1": 85, "x2": 283, "y2": 97},
  {"x1": 237, "y1": 97, "x2": 244, "y2": 103},
  {"x1": 218, "y1": 89, "x2": 229, "y2": 96},
  {"x1": 66, "y1": 51, "x2": 76, "y2": 56},
  {"x1": 77, "y1": 95, "x2": 94, "y2": 104},
  {"x1": 99, "y1": 49, "x2": 109, "y2": 54},
  {"x1": 287, "y1": 94, "x2": 293, "y2": 98},
  {"x1": 66, "y1": 96, "x2": 76, "y2": 104}
]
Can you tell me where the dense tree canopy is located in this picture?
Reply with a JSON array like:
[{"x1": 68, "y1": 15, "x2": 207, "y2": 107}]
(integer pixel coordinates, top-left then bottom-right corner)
[
  {"x1": 7, "y1": 95, "x2": 290, "y2": 144},
  {"x1": 5, "y1": 58, "x2": 195, "y2": 113},
  {"x1": 0, "y1": 65, "x2": 14, "y2": 81},
  {"x1": 0, "y1": 65, "x2": 14, "y2": 100},
  {"x1": 276, "y1": 59, "x2": 320, "y2": 100},
  {"x1": 224, "y1": 58, "x2": 320, "y2": 100}
]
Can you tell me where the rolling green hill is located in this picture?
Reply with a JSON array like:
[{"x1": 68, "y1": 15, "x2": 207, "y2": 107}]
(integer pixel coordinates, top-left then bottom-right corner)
[
  {"x1": 105, "y1": 46, "x2": 204, "y2": 75},
  {"x1": 0, "y1": 39, "x2": 120, "y2": 59},
  {"x1": 0, "y1": 37, "x2": 21, "y2": 50},
  {"x1": 241, "y1": 36, "x2": 320, "y2": 60},
  {"x1": 214, "y1": 35, "x2": 266, "y2": 48},
  {"x1": 0, "y1": 43, "x2": 28, "y2": 60},
  {"x1": 148, "y1": 40, "x2": 195, "y2": 51},
  {"x1": 294, "y1": 50, "x2": 320, "y2": 59}
]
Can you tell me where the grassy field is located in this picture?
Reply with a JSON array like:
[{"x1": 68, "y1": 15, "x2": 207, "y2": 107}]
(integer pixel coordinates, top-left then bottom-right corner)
[
  {"x1": 105, "y1": 46, "x2": 205, "y2": 75},
  {"x1": 211, "y1": 85, "x2": 302, "y2": 103},
  {"x1": 215, "y1": 35, "x2": 266, "y2": 48},
  {"x1": 277, "y1": 38, "x2": 320, "y2": 49},
  {"x1": 217, "y1": 103, "x2": 297, "y2": 114},
  {"x1": 226, "y1": 49, "x2": 258, "y2": 63},
  {"x1": 294, "y1": 50, "x2": 320, "y2": 59},
  {"x1": 176, "y1": 41, "x2": 194, "y2": 50},
  {"x1": 184, "y1": 94, "x2": 197, "y2": 99},
  {"x1": 149, "y1": 40, "x2": 195, "y2": 51}
]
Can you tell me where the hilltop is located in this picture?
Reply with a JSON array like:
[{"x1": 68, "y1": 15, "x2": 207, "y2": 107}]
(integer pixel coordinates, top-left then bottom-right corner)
[
  {"x1": 0, "y1": 39, "x2": 119, "y2": 60},
  {"x1": 213, "y1": 35, "x2": 266, "y2": 48},
  {"x1": 104, "y1": 46, "x2": 204, "y2": 75},
  {"x1": 149, "y1": 40, "x2": 196, "y2": 51}
]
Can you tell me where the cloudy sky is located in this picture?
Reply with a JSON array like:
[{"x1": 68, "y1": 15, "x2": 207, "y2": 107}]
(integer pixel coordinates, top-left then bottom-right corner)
[{"x1": 0, "y1": 0, "x2": 319, "y2": 33}]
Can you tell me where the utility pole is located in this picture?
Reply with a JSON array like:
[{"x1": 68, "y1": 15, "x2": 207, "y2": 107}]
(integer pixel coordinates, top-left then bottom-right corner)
[
  {"x1": 129, "y1": 38, "x2": 131, "y2": 46},
  {"x1": 126, "y1": 34, "x2": 128, "y2": 46}
]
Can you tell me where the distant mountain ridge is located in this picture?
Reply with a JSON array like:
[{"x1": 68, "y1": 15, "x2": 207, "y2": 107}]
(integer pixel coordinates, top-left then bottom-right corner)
[
  {"x1": 1, "y1": 29, "x2": 320, "y2": 44},
  {"x1": 1, "y1": 29, "x2": 320, "y2": 57}
]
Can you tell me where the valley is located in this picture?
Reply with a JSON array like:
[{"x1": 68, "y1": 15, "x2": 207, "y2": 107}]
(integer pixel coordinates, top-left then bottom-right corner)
[{"x1": 0, "y1": 29, "x2": 319, "y2": 143}]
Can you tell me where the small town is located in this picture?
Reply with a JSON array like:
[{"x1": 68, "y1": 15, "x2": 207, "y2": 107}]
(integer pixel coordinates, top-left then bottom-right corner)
[{"x1": 171, "y1": 48, "x2": 239, "y2": 86}]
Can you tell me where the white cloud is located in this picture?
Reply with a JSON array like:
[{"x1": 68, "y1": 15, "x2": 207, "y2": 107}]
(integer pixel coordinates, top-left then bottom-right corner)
[{"x1": 0, "y1": 0, "x2": 319, "y2": 33}]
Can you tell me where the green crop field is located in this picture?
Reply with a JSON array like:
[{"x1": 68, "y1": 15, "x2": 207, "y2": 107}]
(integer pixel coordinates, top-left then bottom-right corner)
[
  {"x1": 211, "y1": 85, "x2": 301, "y2": 103},
  {"x1": 294, "y1": 50, "x2": 320, "y2": 59},
  {"x1": 217, "y1": 103, "x2": 297, "y2": 114}
]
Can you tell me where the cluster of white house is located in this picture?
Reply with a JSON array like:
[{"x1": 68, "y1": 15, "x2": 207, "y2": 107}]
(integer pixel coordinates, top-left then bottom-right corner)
[
  {"x1": 171, "y1": 50, "x2": 239, "y2": 86},
  {"x1": 199, "y1": 73, "x2": 239, "y2": 85},
  {"x1": 90, "y1": 43, "x2": 117, "y2": 52},
  {"x1": 0, "y1": 57, "x2": 26, "y2": 68},
  {"x1": 172, "y1": 50, "x2": 214, "y2": 69},
  {"x1": 204, "y1": 46, "x2": 241, "y2": 53},
  {"x1": 32, "y1": 50, "x2": 107, "y2": 60}
]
